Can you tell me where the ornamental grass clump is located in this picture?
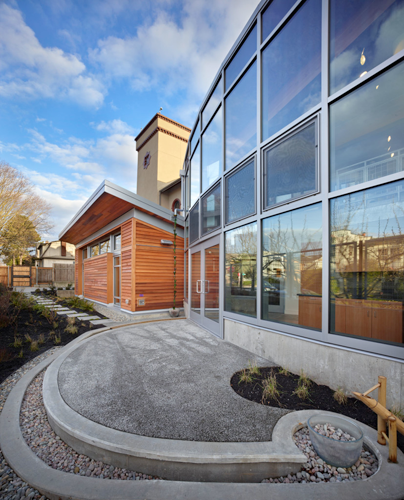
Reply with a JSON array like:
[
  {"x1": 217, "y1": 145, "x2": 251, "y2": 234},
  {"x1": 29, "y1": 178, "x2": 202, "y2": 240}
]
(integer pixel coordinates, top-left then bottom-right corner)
[
  {"x1": 333, "y1": 387, "x2": 348, "y2": 405},
  {"x1": 293, "y1": 370, "x2": 311, "y2": 400},
  {"x1": 262, "y1": 370, "x2": 280, "y2": 403},
  {"x1": 239, "y1": 368, "x2": 253, "y2": 384},
  {"x1": 248, "y1": 360, "x2": 261, "y2": 376}
]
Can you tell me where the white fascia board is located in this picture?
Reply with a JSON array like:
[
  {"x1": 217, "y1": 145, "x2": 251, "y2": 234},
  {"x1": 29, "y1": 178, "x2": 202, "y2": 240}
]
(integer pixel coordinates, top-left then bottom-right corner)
[
  {"x1": 59, "y1": 180, "x2": 184, "y2": 241},
  {"x1": 58, "y1": 180, "x2": 107, "y2": 240}
]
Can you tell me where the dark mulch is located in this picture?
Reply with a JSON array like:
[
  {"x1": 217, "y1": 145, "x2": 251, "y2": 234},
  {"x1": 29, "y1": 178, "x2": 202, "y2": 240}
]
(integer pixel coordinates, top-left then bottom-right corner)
[
  {"x1": 231, "y1": 366, "x2": 404, "y2": 453},
  {"x1": 0, "y1": 293, "x2": 107, "y2": 384}
]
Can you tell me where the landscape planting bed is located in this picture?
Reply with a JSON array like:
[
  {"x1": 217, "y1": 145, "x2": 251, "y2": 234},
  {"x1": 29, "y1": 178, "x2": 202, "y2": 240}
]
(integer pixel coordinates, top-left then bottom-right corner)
[
  {"x1": 0, "y1": 290, "x2": 106, "y2": 383},
  {"x1": 231, "y1": 366, "x2": 404, "y2": 453}
]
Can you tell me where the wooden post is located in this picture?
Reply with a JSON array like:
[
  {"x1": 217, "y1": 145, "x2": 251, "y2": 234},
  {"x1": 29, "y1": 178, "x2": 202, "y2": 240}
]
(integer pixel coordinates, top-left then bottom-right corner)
[
  {"x1": 352, "y1": 392, "x2": 404, "y2": 435},
  {"x1": 388, "y1": 417, "x2": 397, "y2": 463},
  {"x1": 378, "y1": 376, "x2": 387, "y2": 445}
]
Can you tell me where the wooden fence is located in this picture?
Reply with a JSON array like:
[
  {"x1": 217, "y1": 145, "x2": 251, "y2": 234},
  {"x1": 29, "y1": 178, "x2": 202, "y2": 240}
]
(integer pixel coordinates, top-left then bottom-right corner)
[
  {"x1": 0, "y1": 264, "x2": 74, "y2": 287},
  {"x1": 54, "y1": 264, "x2": 75, "y2": 283},
  {"x1": 0, "y1": 266, "x2": 9, "y2": 286}
]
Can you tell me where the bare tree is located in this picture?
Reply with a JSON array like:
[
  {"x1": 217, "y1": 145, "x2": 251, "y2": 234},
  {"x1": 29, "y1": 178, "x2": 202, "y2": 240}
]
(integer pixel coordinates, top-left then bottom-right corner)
[{"x1": 0, "y1": 161, "x2": 53, "y2": 238}]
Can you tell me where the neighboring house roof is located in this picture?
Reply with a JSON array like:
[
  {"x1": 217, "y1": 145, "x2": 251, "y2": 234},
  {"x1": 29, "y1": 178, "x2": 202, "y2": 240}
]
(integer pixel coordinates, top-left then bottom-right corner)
[
  {"x1": 59, "y1": 180, "x2": 185, "y2": 245},
  {"x1": 159, "y1": 178, "x2": 181, "y2": 193}
]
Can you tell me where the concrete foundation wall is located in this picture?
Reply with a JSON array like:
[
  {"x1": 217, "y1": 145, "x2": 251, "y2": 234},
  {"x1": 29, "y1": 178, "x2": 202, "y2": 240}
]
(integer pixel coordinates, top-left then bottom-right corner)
[{"x1": 224, "y1": 319, "x2": 404, "y2": 409}]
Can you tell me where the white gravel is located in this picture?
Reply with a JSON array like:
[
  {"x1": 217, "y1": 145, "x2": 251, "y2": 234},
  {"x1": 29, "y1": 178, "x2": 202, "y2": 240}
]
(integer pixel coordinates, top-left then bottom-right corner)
[
  {"x1": 262, "y1": 426, "x2": 378, "y2": 483},
  {"x1": 20, "y1": 370, "x2": 160, "y2": 481}
]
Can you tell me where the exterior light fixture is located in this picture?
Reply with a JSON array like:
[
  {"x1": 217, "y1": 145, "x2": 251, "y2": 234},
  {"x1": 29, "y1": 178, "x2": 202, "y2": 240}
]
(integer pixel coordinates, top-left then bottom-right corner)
[
  {"x1": 360, "y1": 71, "x2": 368, "y2": 78},
  {"x1": 360, "y1": 49, "x2": 366, "y2": 66},
  {"x1": 161, "y1": 240, "x2": 173, "y2": 245},
  {"x1": 376, "y1": 85, "x2": 379, "y2": 89},
  {"x1": 391, "y1": 153, "x2": 395, "y2": 158},
  {"x1": 388, "y1": 136, "x2": 391, "y2": 142}
]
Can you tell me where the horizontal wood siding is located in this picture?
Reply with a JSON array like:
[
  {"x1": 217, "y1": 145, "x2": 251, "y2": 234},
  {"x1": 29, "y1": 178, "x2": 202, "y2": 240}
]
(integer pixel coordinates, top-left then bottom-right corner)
[
  {"x1": 84, "y1": 254, "x2": 108, "y2": 303},
  {"x1": 135, "y1": 221, "x2": 184, "y2": 311},
  {"x1": 121, "y1": 219, "x2": 134, "y2": 310}
]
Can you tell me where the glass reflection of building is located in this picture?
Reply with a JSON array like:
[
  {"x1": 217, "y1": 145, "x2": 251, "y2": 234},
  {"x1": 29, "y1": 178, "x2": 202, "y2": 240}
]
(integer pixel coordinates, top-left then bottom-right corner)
[{"x1": 183, "y1": 0, "x2": 404, "y2": 361}]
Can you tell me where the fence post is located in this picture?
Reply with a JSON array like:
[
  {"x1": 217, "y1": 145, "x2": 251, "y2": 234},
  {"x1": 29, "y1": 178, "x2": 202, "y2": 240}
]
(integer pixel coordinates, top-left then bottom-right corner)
[
  {"x1": 378, "y1": 376, "x2": 387, "y2": 445},
  {"x1": 388, "y1": 417, "x2": 397, "y2": 463}
]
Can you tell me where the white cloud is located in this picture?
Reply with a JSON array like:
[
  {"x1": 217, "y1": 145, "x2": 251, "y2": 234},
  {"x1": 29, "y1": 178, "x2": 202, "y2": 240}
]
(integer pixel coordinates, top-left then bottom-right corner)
[
  {"x1": 36, "y1": 117, "x2": 46, "y2": 122},
  {"x1": 0, "y1": 4, "x2": 105, "y2": 108},
  {"x1": 93, "y1": 119, "x2": 135, "y2": 135},
  {"x1": 22, "y1": 125, "x2": 136, "y2": 186},
  {"x1": 90, "y1": 0, "x2": 260, "y2": 104}
]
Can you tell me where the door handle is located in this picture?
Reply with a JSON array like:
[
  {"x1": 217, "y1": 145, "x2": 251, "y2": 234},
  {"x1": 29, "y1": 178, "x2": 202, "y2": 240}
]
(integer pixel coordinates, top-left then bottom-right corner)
[{"x1": 196, "y1": 280, "x2": 202, "y2": 293}]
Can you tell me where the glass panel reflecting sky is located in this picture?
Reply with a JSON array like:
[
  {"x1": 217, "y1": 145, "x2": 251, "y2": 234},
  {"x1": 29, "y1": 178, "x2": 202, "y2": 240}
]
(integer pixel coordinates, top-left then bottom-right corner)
[
  {"x1": 225, "y1": 223, "x2": 257, "y2": 318},
  {"x1": 265, "y1": 122, "x2": 317, "y2": 208},
  {"x1": 190, "y1": 144, "x2": 200, "y2": 207},
  {"x1": 190, "y1": 120, "x2": 200, "y2": 155},
  {"x1": 202, "y1": 78, "x2": 222, "y2": 129},
  {"x1": 261, "y1": 0, "x2": 296, "y2": 42},
  {"x1": 225, "y1": 61, "x2": 257, "y2": 170},
  {"x1": 330, "y1": 0, "x2": 404, "y2": 95},
  {"x1": 201, "y1": 183, "x2": 221, "y2": 235},
  {"x1": 262, "y1": 0, "x2": 321, "y2": 141},
  {"x1": 330, "y1": 61, "x2": 404, "y2": 192},
  {"x1": 330, "y1": 180, "x2": 404, "y2": 346},
  {"x1": 189, "y1": 202, "x2": 199, "y2": 244},
  {"x1": 202, "y1": 107, "x2": 222, "y2": 192},
  {"x1": 226, "y1": 160, "x2": 255, "y2": 224},
  {"x1": 262, "y1": 204, "x2": 322, "y2": 330},
  {"x1": 225, "y1": 24, "x2": 257, "y2": 92}
]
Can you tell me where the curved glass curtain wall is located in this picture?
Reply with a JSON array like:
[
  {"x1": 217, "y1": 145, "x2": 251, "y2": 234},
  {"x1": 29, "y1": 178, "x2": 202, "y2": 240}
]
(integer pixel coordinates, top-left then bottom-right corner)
[{"x1": 183, "y1": 0, "x2": 404, "y2": 359}]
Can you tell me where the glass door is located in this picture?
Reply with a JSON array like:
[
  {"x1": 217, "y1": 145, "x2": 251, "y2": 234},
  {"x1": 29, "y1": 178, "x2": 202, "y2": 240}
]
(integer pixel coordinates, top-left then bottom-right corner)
[{"x1": 190, "y1": 235, "x2": 221, "y2": 337}]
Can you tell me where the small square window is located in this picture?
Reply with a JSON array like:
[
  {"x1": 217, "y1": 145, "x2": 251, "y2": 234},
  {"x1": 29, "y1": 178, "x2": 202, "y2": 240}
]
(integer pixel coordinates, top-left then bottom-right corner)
[
  {"x1": 263, "y1": 120, "x2": 318, "y2": 210},
  {"x1": 225, "y1": 159, "x2": 255, "y2": 224}
]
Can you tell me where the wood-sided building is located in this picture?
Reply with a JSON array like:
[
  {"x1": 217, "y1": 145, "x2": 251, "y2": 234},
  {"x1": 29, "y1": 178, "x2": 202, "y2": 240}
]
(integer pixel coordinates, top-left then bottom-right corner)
[{"x1": 59, "y1": 181, "x2": 184, "y2": 314}]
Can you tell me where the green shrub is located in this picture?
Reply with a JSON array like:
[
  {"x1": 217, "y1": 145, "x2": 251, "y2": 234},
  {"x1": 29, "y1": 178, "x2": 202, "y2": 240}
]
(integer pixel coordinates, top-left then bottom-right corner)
[{"x1": 66, "y1": 297, "x2": 94, "y2": 312}]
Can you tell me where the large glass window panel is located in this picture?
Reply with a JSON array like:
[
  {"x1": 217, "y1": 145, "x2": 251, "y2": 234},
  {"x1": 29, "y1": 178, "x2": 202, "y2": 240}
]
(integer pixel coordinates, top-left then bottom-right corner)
[
  {"x1": 330, "y1": 61, "x2": 404, "y2": 192},
  {"x1": 225, "y1": 24, "x2": 257, "y2": 91},
  {"x1": 191, "y1": 120, "x2": 200, "y2": 155},
  {"x1": 100, "y1": 240, "x2": 110, "y2": 254},
  {"x1": 189, "y1": 202, "x2": 199, "y2": 244},
  {"x1": 204, "y1": 244, "x2": 220, "y2": 323},
  {"x1": 190, "y1": 144, "x2": 200, "y2": 207},
  {"x1": 262, "y1": 204, "x2": 322, "y2": 330},
  {"x1": 225, "y1": 61, "x2": 257, "y2": 170},
  {"x1": 202, "y1": 107, "x2": 222, "y2": 192},
  {"x1": 201, "y1": 183, "x2": 221, "y2": 235},
  {"x1": 330, "y1": 180, "x2": 404, "y2": 346},
  {"x1": 114, "y1": 234, "x2": 121, "y2": 251},
  {"x1": 225, "y1": 160, "x2": 255, "y2": 224},
  {"x1": 225, "y1": 223, "x2": 257, "y2": 317},
  {"x1": 91, "y1": 244, "x2": 99, "y2": 257},
  {"x1": 202, "y1": 78, "x2": 222, "y2": 129},
  {"x1": 264, "y1": 122, "x2": 317, "y2": 209},
  {"x1": 261, "y1": 0, "x2": 297, "y2": 42},
  {"x1": 330, "y1": 0, "x2": 404, "y2": 95},
  {"x1": 262, "y1": 0, "x2": 321, "y2": 141}
]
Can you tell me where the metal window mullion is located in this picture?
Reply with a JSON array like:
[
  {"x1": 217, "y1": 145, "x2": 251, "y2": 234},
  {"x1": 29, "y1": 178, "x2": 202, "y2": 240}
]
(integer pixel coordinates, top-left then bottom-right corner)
[
  {"x1": 256, "y1": 11, "x2": 262, "y2": 321},
  {"x1": 320, "y1": 0, "x2": 330, "y2": 343}
]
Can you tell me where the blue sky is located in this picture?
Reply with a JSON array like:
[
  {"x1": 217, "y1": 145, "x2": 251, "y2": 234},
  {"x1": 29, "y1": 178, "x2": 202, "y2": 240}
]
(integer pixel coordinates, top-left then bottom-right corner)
[{"x1": 0, "y1": 0, "x2": 259, "y2": 240}]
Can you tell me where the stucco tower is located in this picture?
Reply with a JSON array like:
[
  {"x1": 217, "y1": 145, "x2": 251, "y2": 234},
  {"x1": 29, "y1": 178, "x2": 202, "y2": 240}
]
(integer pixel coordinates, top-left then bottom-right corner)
[{"x1": 135, "y1": 113, "x2": 190, "y2": 209}]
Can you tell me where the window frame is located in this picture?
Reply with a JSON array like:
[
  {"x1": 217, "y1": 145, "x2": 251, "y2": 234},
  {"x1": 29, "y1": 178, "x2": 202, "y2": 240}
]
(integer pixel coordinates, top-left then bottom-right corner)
[
  {"x1": 224, "y1": 155, "x2": 257, "y2": 226},
  {"x1": 262, "y1": 115, "x2": 320, "y2": 212}
]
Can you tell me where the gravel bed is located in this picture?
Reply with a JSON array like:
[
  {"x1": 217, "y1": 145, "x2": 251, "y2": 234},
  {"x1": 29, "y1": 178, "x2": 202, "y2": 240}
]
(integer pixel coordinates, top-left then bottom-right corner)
[
  {"x1": 20, "y1": 370, "x2": 160, "y2": 482},
  {"x1": 1, "y1": 348, "x2": 60, "y2": 500},
  {"x1": 262, "y1": 426, "x2": 378, "y2": 484}
]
